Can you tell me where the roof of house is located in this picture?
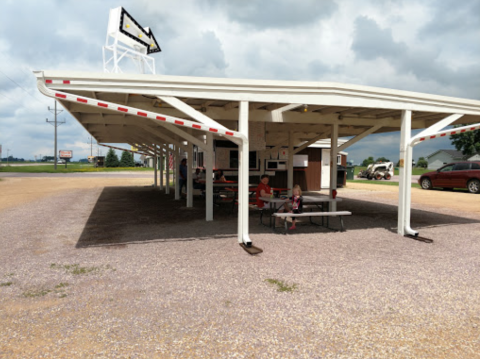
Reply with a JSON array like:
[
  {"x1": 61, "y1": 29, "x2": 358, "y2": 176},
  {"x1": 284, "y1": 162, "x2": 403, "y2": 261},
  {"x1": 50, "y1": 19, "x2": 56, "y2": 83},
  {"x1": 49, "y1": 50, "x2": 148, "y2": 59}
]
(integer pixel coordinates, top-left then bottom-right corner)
[{"x1": 427, "y1": 149, "x2": 479, "y2": 160}]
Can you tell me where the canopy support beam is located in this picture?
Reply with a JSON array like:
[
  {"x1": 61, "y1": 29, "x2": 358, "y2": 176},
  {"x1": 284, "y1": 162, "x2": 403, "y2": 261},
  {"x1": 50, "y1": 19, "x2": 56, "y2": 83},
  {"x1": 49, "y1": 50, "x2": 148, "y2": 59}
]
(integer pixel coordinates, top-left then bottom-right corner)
[
  {"x1": 205, "y1": 133, "x2": 214, "y2": 221},
  {"x1": 238, "y1": 101, "x2": 252, "y2": 246},
  {"x1": 398, "y1": 110, "x2": 416, "y2": 236},
  {"x1": 329, "y1": 123, "x2": 339, "y2": 211}
]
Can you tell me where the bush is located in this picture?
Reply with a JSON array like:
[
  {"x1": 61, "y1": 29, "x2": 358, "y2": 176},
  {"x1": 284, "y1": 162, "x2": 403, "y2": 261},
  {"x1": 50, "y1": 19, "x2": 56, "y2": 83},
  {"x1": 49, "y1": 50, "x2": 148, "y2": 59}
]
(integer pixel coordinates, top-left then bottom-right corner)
[{"x1": 416, "y1": 159, "x2": 428, "y2": 168}]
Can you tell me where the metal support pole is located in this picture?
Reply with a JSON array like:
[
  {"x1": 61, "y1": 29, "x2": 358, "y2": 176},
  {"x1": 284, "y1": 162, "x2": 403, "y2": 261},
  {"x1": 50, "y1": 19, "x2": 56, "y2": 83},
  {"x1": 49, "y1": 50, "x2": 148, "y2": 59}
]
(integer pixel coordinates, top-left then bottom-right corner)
[
  {"x1": 160, "y1": 144, "x2": 164, "y2": 191},
  {"x1": 166, "y1": 146, "x2": 170, "y2": 194},
  {"x1": 205, "y1": 133, "x2": 214, "y2": 221},
  {"x1": 398, "y1": 110, "x2": 418, "y2": 236},
  {"x1": 175, "y1": 145, "x2": 180, "y2": 200},
  {"x1": 329, "y1": 123, "x2": 339, "y2": 211},
  {"x1": 187, "y1": 143, "x2": 194, "y2": 207},
  {"x1": 288, "y1": 132, "x2": 294, "y2": 197},
  {"x1": 54, "y1": 102, "x2": 57, "y2": 170},
  {"x1": 153, "y1": 146, "x2": 158, "y2": 188},
  {"x1": 238, "y1": 101, "x2": 251, "y2": 245}
]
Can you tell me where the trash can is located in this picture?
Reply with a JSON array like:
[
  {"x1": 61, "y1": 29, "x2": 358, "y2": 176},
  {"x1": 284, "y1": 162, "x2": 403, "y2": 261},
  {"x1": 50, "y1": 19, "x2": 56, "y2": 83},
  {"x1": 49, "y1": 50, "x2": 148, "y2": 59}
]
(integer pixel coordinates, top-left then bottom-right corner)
[
  {"x1": 337, "y1": 165, "x2": 346, "y2": 187},
  {"x1": 346, "y1": 166, "x2": 355, "y2": 180}
]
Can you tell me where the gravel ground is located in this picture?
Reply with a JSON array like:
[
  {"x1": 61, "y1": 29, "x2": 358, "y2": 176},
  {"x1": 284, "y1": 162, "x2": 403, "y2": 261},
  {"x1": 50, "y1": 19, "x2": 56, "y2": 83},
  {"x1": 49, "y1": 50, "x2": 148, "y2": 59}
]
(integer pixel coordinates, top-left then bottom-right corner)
[{"x1": 1, "y1": 182, "x2": 480, "y2": 358}]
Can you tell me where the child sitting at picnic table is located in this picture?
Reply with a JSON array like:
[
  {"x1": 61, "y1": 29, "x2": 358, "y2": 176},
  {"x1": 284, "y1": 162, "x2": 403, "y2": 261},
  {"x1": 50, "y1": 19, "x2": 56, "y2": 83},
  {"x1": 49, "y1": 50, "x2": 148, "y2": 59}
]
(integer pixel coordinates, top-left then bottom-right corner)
[
  {"x1": 214, "y1": 170, "x2": 226, "y2": 182},
  {"x1": 287, "y1": 184, "x2": 304, "y2": 230}
]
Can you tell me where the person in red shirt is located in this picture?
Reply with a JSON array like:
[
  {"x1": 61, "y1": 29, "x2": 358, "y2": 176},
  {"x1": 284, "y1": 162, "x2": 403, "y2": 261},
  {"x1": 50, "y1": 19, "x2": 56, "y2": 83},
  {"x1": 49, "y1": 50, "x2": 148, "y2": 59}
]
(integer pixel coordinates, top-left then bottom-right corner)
[
  {"x1": 256, "y1": 174, "x2": 273, "y2": 208},
  {"x1": 256, "y1": 175, "x2": 286, "y2": 225}
]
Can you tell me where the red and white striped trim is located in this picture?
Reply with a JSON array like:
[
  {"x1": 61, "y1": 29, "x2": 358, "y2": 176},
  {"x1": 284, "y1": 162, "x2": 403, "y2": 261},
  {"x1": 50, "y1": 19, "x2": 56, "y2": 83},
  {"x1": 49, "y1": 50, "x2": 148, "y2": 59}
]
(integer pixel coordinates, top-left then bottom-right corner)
[
  {"x1": 98, "y1": 144, "x2": 148, "y2": 156},
  {"x1": 45, "y1": 79, "x2": 71, "y2": 85},
  {"x1": 44, "y1": 79, "x2": 240, "y2": 139},
  {"x1": 417, "y1": 125, "x2": 480, "y2": 142}
]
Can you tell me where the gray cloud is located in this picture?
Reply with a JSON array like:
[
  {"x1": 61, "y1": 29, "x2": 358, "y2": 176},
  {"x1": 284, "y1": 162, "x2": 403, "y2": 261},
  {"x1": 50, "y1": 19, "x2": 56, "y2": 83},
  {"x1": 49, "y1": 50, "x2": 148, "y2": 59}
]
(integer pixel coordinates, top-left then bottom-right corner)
[
  {"x1": 1, "y1": 0, "x2": 478, "y2": 161},
  {"x1": 351, "y1": 16, "x2": 480, "y2": 99},
  {"x1": 216, "y1": 0, "x2": 338, "y2": 29},
  {"x1": 162, "y1": 30, "x2": 228, "y2": 77}
]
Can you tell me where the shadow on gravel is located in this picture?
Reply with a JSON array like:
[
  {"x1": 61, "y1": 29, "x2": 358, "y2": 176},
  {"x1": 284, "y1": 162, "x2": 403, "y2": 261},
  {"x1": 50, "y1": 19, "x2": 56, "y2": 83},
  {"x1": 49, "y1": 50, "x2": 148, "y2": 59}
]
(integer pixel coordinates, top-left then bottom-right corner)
[
  {"x1": 76, "y1": 187, "x2": 479, "y2": 247},
  {"x1": 76, "y1": 186, "x2": 273, "y2": 247}
]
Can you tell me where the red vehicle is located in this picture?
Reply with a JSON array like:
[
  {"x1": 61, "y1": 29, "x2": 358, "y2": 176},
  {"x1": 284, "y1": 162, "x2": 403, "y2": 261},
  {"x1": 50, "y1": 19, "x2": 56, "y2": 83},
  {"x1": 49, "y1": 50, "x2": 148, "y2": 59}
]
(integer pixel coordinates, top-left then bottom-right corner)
[{"x1": 418, "y1": 161, "x2": 480, "y2": 194}]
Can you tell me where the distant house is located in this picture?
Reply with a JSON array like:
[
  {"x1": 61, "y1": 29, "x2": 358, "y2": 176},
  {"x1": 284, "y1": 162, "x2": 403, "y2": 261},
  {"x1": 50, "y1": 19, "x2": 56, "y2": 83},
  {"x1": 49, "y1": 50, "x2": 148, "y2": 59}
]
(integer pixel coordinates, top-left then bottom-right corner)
[{"x1": 426, "y1": 150, "x2": 480, "y2": 170}]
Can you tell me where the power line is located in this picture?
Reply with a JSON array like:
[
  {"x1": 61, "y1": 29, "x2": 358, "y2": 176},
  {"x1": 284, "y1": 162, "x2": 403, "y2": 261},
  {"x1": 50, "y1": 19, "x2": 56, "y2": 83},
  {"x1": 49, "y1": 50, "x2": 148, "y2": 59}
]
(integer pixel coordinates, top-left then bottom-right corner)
[
  {"x1": 0, "y1": 90, "x2": 48, "y2": 114},
  {"x1": 0, "y1": 68, "x2": 49, "y2": 106}
]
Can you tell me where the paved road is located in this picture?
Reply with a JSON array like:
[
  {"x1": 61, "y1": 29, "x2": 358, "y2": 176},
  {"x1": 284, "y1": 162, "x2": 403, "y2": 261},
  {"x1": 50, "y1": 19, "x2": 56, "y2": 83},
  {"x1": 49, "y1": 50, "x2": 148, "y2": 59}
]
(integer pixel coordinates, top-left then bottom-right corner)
[
  {"x1": 0, "y1": 171, "x2": 154, "y2": 178},
  {"x1": 0, "y1": 163, "x2": 55, "y2": 167},
  {"x1": 1, "y1": 171, "x2": 422, "y2": 183},
  {"x1": 352, "y1": 174, "x2": 421, "y2": 184}
]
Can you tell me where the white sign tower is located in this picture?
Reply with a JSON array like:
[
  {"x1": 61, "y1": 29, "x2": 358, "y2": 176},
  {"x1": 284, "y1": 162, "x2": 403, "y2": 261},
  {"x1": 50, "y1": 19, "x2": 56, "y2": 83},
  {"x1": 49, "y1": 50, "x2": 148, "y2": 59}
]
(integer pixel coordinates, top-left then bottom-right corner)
[{"x1": 103, "y1": 7, "x2": 161, "y2": 74}]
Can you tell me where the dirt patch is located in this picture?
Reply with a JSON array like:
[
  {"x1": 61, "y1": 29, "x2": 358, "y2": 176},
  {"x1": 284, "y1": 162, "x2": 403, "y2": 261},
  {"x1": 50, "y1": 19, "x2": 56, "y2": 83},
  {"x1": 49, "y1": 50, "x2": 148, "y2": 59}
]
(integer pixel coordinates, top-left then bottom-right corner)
[{"x1": 0, "y1": 177, "x2": 152, "y2": 211}]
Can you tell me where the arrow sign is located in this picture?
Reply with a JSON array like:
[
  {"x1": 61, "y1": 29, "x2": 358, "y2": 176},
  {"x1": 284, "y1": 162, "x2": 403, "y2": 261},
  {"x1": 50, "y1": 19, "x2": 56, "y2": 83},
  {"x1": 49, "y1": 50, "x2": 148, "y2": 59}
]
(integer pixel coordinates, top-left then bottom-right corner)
[{"x1": 118, "y1": 7, "x2": 161, "y2": 54}]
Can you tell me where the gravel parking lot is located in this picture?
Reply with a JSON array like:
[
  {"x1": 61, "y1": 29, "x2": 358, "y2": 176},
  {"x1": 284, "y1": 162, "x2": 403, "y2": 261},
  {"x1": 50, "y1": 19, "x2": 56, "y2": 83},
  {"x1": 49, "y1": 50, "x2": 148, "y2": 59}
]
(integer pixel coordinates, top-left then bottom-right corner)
[{"x1": 1, "y1": 176, "x2": 479, "y2": 358}]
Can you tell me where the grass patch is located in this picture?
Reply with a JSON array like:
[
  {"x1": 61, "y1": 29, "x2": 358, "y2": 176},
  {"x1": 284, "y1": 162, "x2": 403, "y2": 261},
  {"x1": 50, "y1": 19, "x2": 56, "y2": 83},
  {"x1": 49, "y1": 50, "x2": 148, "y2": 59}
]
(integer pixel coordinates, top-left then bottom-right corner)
[
  {"x1": 0, "y1": 164, "x2": 154, "y2": 173},
  {"x1": 265, "y1": 279, "x2": 297, "y2": 292},
  {"x1": 51, "y1": 263, "x2": 115, "y2": 275},
  {"x1": 0, "y1": 282, "x2": 13, "y2": 287},
  {"x1": 55, "y1": 282, "x2": 69, "y2": 289},
  {"x1": 23, "y1": 289, "x2": 51, "y2": 298}
]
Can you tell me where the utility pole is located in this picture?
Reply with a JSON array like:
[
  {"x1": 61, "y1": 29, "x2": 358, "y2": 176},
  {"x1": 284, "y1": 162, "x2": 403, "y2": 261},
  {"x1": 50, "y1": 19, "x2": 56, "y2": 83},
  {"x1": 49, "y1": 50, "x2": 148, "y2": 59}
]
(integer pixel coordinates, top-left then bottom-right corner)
[
  {"x1": 87, "y1": 136, "x2": 94, "y2": 156},
  {"x1": 7, "y1": 149, "x2": 10, "y2": 165},
  {"x1": 46, "y1": 101, "x2": 65, "y2": 170}
]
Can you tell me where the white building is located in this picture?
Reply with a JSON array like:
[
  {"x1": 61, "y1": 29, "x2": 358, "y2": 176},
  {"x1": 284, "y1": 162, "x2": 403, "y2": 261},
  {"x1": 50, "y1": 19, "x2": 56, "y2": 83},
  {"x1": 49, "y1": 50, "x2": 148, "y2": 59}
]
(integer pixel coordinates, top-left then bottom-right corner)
[{"x1": 427, "y1": 149, "x2": 480, "y2": 170}]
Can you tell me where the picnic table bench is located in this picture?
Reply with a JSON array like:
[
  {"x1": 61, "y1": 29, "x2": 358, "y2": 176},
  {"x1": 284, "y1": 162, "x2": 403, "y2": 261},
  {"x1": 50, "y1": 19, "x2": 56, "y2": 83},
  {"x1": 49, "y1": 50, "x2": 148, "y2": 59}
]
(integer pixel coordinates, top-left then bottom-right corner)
[
  {"x1": 272, "y1": 210, "x2": 352, "y2": 232},
  {"x1": 259, "y1": 195, "x2": 351, "y2": 233}
]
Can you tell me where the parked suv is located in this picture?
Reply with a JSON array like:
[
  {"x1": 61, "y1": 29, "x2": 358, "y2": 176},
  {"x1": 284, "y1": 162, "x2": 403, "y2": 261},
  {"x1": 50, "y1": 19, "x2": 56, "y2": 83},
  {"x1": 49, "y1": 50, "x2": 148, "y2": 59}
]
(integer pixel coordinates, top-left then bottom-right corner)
[{"x1": 418, "y1": 161, "x2": 480, "y2": 194}]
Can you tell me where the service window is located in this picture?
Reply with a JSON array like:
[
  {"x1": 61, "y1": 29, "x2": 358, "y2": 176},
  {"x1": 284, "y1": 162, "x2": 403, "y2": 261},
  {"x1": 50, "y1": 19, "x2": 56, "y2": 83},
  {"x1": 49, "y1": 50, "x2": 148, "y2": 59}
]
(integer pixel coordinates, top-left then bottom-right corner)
[{"x1": 453, "y1": 163, "x2": 471, "y2": 171}]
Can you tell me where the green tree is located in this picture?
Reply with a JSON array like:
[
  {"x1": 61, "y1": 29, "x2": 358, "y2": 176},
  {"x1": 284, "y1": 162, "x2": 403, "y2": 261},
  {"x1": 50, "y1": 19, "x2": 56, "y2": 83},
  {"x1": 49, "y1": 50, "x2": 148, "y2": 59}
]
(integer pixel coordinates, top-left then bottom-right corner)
[
  {"x1": 375, "y1": 157, "x2": 390, "y2": 163},
  {"x1": 416, "y1": 157, "x2": 428, "y2": 168},
  {"x1": 361, "y1": 156, "x2": 375, "y2": 167},
  {"x1": 105, "y1": 148, "x2": 119, "y2": 167},
  {"x1": 119, "y1": 151, "x2": 135, "y2": 167},
  {"x1": 450, "y1": 126, "x2": 480, "y2": 156}
]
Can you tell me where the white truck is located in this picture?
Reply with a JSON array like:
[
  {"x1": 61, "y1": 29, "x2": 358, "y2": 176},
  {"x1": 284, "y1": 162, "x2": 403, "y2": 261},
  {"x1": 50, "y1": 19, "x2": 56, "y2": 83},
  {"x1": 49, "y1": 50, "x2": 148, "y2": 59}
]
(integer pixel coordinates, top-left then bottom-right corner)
[{"x1": 357, "y1": 162, "x2": 394, "y2": 180}]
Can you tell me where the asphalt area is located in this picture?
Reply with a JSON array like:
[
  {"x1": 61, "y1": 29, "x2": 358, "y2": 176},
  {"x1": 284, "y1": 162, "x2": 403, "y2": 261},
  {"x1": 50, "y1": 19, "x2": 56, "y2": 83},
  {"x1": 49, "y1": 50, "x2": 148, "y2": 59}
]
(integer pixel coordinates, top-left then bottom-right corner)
[{"x1": 1, "y1": 175, "x2": 480, "y2": 358}]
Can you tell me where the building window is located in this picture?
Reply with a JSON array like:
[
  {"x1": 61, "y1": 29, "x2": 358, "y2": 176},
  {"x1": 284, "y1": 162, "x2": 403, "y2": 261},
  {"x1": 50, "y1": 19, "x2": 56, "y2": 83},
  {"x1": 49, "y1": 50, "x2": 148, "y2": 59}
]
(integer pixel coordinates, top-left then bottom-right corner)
[
  {"x1": 229, "y1": 150, "x2": 258, "y2": 169},
  {"x1": 337, "y1": 154, "x2": 342, "y2": 165}
]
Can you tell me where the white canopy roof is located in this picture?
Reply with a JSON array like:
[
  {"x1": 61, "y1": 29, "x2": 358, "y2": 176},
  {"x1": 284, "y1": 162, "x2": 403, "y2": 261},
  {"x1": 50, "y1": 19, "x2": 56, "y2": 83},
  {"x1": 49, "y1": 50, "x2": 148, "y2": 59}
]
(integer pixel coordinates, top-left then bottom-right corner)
[{"x1": 34, "y1": 70, "x2": 480, "y2": 148}]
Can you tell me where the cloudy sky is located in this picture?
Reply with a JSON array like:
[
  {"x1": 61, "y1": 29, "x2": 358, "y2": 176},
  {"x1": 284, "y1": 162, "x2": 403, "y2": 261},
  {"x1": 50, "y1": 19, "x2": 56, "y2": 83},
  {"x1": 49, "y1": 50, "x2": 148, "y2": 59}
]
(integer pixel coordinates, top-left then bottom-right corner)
[{"x1": 1, "y1": 0, "x2": 479, "y2": 164}]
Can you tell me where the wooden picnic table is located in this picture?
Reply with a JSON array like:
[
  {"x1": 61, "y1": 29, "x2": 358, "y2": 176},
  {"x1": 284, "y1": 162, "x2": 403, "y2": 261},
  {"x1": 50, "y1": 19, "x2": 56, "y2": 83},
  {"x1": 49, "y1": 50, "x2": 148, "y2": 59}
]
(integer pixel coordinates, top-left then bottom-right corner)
[
  {"x1": 260, "y1": 195, "x2": 343, "y2": 228},
  {"x1": 271, "y1": 187, "x2": 290, "y2": 197}
]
